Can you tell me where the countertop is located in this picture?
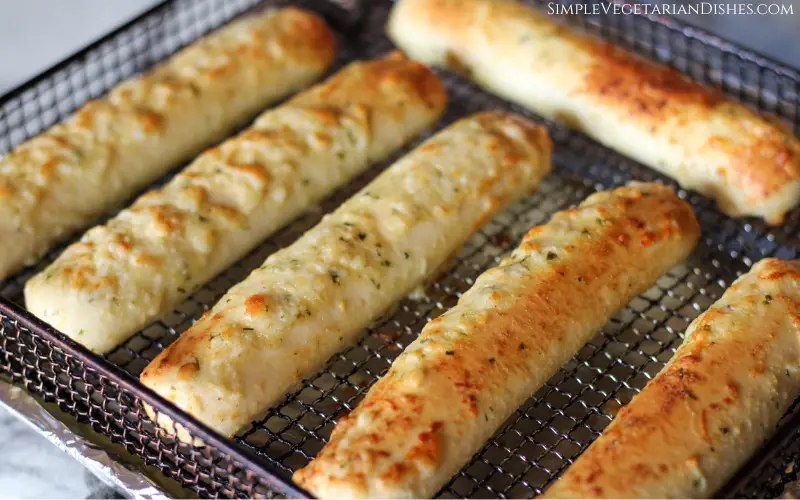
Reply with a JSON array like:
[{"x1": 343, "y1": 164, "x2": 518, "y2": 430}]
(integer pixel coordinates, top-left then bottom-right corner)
[
  {"x1": 1, "y1": 2, "x2": 160, "y2": 498},
  {"x1": 0, "y1": 407, "x2": 123, "y2": 499},
  {"x1": 0, "y1": 1, "x2": 798, "y2": 498}
]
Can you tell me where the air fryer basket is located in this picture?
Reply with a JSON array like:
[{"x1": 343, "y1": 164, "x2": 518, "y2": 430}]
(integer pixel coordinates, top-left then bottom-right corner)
[{"x1": 1, "y1": 0, "x2": 799, "y2": 497}]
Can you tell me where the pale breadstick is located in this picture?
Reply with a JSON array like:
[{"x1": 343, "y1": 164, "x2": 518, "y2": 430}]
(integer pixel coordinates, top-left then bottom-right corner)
[
  {"x1": 293, "y1": 182, "x2": 700, "y2": 498},
  {"x1": 387, "y1": 0, "x2": 800, "y2": 224},
  {"x1": 25, "y1": 52, "x2": 446, "y2": 354},
  {"x1": 140, "y1": 111, "x2": 552, "y2": 439},
  {"x1": 545, "y1": 258, "x2": 800, "y2": 499},
  {"x1": 0, "y1": 7, "x2": 335, "y2": 280}
]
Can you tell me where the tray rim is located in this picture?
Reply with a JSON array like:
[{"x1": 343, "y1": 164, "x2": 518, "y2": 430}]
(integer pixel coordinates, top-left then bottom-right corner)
[
  {"x1": 2, "y1": 0, "x2": 800, "y2": 498},
  {"x1": 0, "y1": 378, "x2": 171, "y2": 499},
  {"x1": 606, "y1": 0, "x2": 800, "y2": 80},
  {"x1": 0, "y1": 296, "x2": 313, "y2": 498}
]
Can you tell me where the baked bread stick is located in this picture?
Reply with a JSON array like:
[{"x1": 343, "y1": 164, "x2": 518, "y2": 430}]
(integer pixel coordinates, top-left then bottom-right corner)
[
  {"x1": 293, "y1": 182, "x2": 700, "y2": 498},
  {"x1": 139, "y1": 111, "x2": 552, "y2": 439},
  {"x1": 545, "y1": 258, "x2": 800, "y2": 499},
  {"x1": 0, "y1": 7, "x2": 335, "y2": 280},
  {"x1": 387, "y1": 0, "x2": 800, "y2": 224},
  {"x1": 25, "y1": 52, "x2": 446, "y2": 354}
]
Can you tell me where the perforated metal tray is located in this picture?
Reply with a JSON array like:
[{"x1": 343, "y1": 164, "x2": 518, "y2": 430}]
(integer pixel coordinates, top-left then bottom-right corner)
[{"x1": 2, "y1": 0, "x2": 800, "y2": 497}]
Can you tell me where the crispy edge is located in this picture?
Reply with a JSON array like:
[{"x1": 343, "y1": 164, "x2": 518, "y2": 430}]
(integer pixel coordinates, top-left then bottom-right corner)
[
  {"x1": 390, "y1": 0, "x2": 800, "y2": 221},
  {"x1": 290, "y1": 50, "x2": 447, "y2": 119},
  {"x1": 273, "y1": 7, "x2": 337, "y2": 70},
  {"x1": 294, "y1": 183, "x2": 699, "y2": 497},
  {"x1": 545, "y1": 258, "x2": 800, "y2": 498}
]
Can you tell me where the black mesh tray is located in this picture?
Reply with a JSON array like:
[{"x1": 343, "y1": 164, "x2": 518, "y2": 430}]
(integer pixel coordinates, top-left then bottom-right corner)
[{"x1": 2, "y1": 0, "x2": 800, "y2": 497}]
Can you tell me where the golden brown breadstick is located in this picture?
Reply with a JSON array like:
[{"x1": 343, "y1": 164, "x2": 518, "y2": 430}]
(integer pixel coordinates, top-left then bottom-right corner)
[
  {"x1": 545, "y1": 258, "x2": 800, "y2": 499},
  {"x1": 140, "y1": 112, "x2": 552, "y2": 439},
  {"x1": 0, "y1": 7, "x2": 335, "y2": 279},
  {"x1": 388, "y1": 0, "x2": 800, "y2": 224},
  {"x1": 25, "y1": 52, "x2": 446, "y2": 354},
  {"x1": 294, "y1": 182, "x2": 700, "y2": 498}
]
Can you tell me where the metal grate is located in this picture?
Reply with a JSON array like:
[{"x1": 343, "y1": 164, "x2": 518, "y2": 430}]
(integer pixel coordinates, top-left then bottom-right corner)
[{"x1": 2, "y1": 0, "x2": 800, "y2": 498}]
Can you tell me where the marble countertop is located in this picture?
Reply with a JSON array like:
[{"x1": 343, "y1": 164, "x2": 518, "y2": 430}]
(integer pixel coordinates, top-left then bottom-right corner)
[
  {"x1": 1, "y1": 2, "x2": 160, "y2": 498},
  {"x1": 1, "y1": 1, "x2": 798, "y2": 498},
  {"x1": 0, "y1": 404, "x2": 123, "y2": 499}
]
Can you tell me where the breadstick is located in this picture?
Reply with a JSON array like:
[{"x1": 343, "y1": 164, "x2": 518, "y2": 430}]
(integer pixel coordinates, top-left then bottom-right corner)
[
  {"x1": 25, "y1": 52, "x2": 446, "y2": 354},
  {"x1": 293, "y1": 182, "x2": 700, "y2": 498},
  {"x1": 140, "y1": 111, "x2": 552, "y2": 439},
  {"x1": 545, "y1": 258, "x2": 800, "y2": 499},
  {"x1": 387, "y1": 0, "x2": 800, "y2": 224},
  {"x1": 0, "y1": 7, "x2": 335, "y2": 280}
]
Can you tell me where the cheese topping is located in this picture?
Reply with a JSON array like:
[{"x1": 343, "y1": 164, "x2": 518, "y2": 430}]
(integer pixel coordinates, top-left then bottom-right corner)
[
  {"x1": 26, "y1": 52, "x2": 447, "y2": 353},
  {"x1": 294, "y1": 182, "x2": 700, "y2": 499},
  {"x1": 1, "y1": 7, "x2": 335, "y2": 279},
  {"x1": 140, "y1": 112, "x2": 552, "y2": 438}
]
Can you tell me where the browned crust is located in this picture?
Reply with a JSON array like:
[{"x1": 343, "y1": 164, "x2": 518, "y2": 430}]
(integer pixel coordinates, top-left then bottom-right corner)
[
  {"x1": 581, "y1": 41, "x2": 800, "y2": 208},
  {"x1": 141, "y1": 311, "x2": 222, "y2": 379},
  {"x1": 474, "y1": 111, "x2": 553, "y2": 158},
  {"x1": 290, "y1": 51, "x2": 447, "y2": 118},
  {"x1": 43, "y1": 52, "x2": 446, "y2": 313},
  {"x1": 275, "y1": 7, "x2": 336, "y2": 70},
  {"x1": 294, "y1": 183, "x2": 699, "y2": 497},
  {"x1": 545, "y1": 258, "x2": 800, "y2": 498},
  {"x1": 389, "y1": 0, "x2": 800, "y2": 223},
  {"x1": 578, "y1": 41, "x2": 723, "y2": 113},
  {"x1": 223, "y1": 7, "x2": 335, "y2": 76},
  {"x1": 140, "y1": 54, "x2": 447, "y2": 383}
]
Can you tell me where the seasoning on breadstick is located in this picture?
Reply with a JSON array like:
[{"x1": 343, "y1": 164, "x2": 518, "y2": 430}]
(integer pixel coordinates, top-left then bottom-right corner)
[
  {"x1": 293, "y1": 182, "x2": 700, "y2": 499},
  {"x1": 25, "y1": 52, "x2": 446, "y2": 354},
  {"x1": 0, "y1": 7, "x2": 336, "y2": 281},
  {"x1": 544, "y1": 258, "x2": 800, "y2": 499},
  {"x1": 140, "y1": 111, "x2": 553, "y2": 439},
  {"x1": 387, "y1": 0, "x2": 800, "y2": 224}
]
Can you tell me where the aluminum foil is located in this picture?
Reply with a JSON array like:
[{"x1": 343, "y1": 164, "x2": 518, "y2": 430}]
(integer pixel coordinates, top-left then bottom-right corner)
[{"x1": 0, "y1": 379, "x2": 175, "y2": 499}]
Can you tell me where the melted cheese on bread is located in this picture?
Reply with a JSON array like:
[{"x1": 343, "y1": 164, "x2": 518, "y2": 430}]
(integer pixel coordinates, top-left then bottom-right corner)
[
  {"x1": 25, "y1": 52, "x2": 446, "y2": 353},
  {"x1": 140, "y1": 111, "x2": 552, "y2": 439},
  {"x1": 388, "y1": 0, "x2": 800, "y2": 224},
  {"x1": 294, "y1": 182, "x2": 700, "y2": 498},
  {"x1": 545, "y1": 258, "x2": 800, "y2": 498},
  {"x1": 1, "y1": 7, "x2": 335, "y2": 280}
]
